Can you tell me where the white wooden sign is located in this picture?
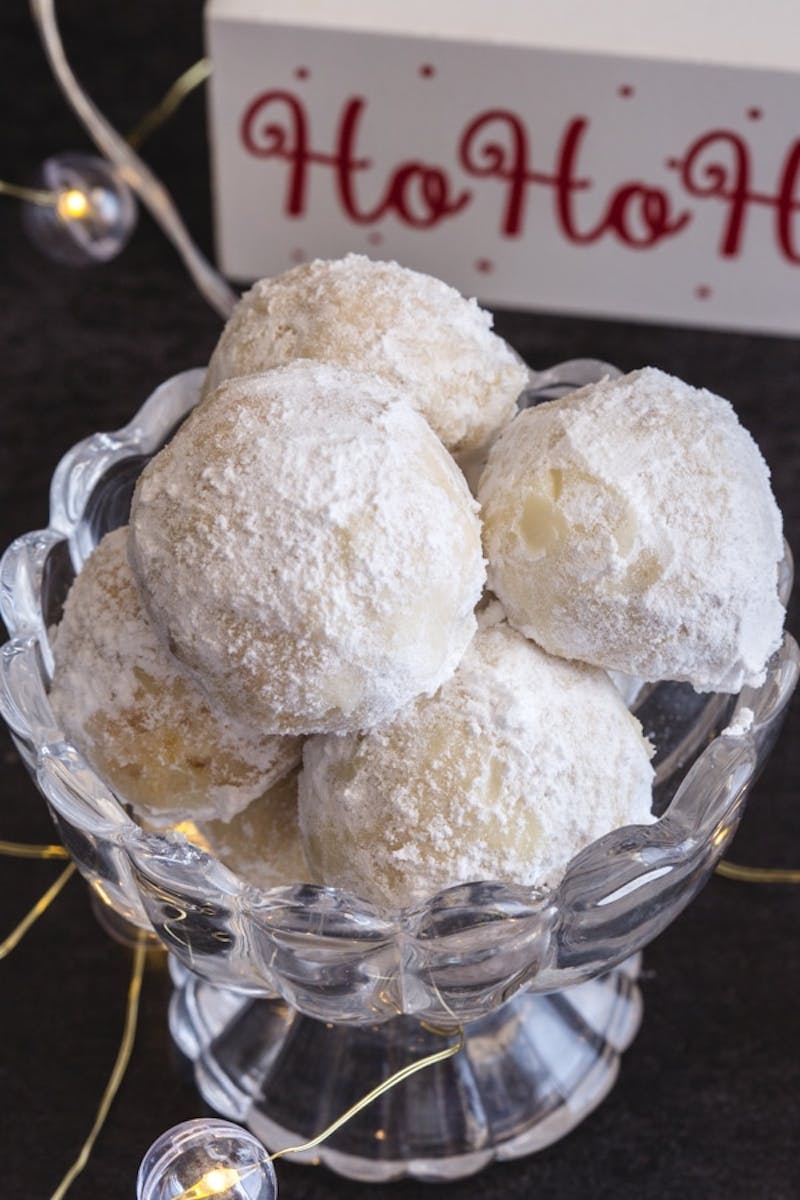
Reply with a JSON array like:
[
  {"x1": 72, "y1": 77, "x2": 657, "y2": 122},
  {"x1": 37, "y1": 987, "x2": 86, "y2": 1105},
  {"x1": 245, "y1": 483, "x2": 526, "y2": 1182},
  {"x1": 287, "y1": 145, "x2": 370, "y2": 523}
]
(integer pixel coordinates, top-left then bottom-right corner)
[{"x1": 206, "y1": 0, "x2": 800, "y2": 334}]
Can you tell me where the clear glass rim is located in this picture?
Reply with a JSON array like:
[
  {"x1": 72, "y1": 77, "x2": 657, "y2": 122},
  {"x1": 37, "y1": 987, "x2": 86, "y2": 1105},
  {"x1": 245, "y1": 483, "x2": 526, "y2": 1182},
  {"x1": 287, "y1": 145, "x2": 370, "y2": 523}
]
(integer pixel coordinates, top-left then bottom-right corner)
[{"x1": 1, "y1": 367, "x2": 797, "y2": 984}]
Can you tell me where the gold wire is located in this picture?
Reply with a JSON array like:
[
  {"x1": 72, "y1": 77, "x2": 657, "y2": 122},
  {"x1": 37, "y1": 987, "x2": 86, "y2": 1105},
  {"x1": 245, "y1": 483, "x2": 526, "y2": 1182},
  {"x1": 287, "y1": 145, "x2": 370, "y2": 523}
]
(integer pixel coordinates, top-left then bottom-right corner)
[
  {"x1": 48, "y1": 935, "x2": 147, "y2": 1200},
  {"x1": 716, "y1": 859, "x2": 800, "y2": 885},
  {"x1": 0, "y1": 838, "x2": 70, "y2": 860},
  {"x1": 0, "y1": 55, "x2": 211, "y2": 207},
  {"x1": 2, "y1": 29, "x2": 791, "y2": 1197},
  {"x1": 0, "y1": 861, "x2": 76, "y2": 961},
  {"x1": 268, "y1": 1028, "x2": 465, "y2": 1162},
  {"x1": 0, "y1": 179, "x2": 56, "y2": 205},
  {"x1": 166, "y1": 1031, "x2": 464, "y2": 1195},
  {"x1": 126, "y1": 57, "x2": 211, "y2": 150}
]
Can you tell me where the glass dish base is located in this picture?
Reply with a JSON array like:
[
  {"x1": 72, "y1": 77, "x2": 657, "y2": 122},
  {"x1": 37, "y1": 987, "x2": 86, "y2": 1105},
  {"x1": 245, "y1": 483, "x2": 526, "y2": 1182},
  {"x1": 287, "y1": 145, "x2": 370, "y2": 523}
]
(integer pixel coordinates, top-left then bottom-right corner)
[{"x1": 168, "y1": 955, "x2": 643, "y2": 1183}]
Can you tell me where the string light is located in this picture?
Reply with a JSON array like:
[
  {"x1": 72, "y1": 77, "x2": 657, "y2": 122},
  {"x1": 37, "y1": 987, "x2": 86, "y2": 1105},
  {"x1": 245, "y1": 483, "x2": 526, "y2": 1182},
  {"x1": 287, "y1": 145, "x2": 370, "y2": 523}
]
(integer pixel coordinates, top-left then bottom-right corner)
[
  {"x1": 1, "y1": 7, "x2": 231, "y2": 313},
  {"x1": 30, "y1": 0, "x2": 235, "y2": 315},
  {"x1": 21, "y1": 152, "x2": 137, "y2": 266},
  {"x1": 137, "y1": 1027, "x2": 465, "y2": 1199},
  {"x1": 137, "y1": 1121, "x2": 276, "y2": 1200},
  {"x1": 1, "y1": 6, "x2": 797, "y2": 1197},
  {"x1": 0, "y1": 839, "x2": 796, "y2": 1199},
  {"x1": 56, "y1": 187, "x2": 90, "y2": 220},
  {"x1": 178, "y1": 1165, "x2": 257, "y2": 1199}
]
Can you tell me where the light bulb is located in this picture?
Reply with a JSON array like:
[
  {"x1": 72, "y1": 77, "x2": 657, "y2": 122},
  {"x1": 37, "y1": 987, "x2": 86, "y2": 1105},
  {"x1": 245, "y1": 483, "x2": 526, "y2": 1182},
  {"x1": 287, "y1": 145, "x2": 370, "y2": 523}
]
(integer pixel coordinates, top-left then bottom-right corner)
[
  {"x1": 137, "y1": 1119, "x2": 277, "y2": 1200},
  {"x1": 56, "y1": 187, "x2": 90, "y2": 220},
  {"x1": 21, "y1": 152, "x2": 136, "y2": 266}
]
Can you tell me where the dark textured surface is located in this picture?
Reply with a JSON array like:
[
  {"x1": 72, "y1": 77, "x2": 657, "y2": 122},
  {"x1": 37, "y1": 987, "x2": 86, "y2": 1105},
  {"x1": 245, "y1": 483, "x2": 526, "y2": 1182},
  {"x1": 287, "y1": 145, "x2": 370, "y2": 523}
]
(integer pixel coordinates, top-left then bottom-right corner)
[{"x1": 1, "y1": 4, "x2": 798, "y2": 1198}]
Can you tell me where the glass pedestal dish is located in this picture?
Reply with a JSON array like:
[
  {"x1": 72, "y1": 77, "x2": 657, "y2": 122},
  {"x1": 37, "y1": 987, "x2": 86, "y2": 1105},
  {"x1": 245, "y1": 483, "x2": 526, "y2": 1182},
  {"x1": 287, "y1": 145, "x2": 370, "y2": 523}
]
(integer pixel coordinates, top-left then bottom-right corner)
[{"x1": 1, "y1": 366, "x2": 797, "y2": 1183}]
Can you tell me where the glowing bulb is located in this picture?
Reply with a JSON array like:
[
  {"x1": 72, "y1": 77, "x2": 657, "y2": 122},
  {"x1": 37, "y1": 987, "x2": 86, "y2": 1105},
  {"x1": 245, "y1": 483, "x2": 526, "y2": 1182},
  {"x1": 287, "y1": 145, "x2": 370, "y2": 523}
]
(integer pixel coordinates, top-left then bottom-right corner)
[
  {"x1": 22, "y1": 152, "x2": 136, "y2": 266},
  {"x1": 177, "y1": 1165, "x2": 258, "y2": 1198},
  {"x1": 57, "y1": 187, "x2": 90, "y2": 220},
  {"x1": 203, "y1": 1167, "x2": 243, "y2": 1193},
  {"x1": 137, "y1": 1119, "x2": 277, "y2": 1200}
]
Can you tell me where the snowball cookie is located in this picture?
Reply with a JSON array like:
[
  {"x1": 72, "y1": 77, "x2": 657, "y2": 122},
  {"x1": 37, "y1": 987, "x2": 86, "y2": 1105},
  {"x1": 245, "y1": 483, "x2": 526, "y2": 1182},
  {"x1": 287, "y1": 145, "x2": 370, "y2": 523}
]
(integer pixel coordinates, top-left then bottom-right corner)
[
  {"x1": 49, "y1": 528, "x2": 302, "y2": 828},
  {"x1": 479, "y1": 368, "x2": 785, "y2": 693},
  {"x1": 202, "y1": 254, "x2": 528, "y2": 455},
  {"x1": 129, "y1": 361, "x2": 486, "y2": 735},
  {"x1": 299, "y1": 621, "x2": 654, "y2": 909},
  {"x1": 198, "y1": 769, "x2": 313, "y2": 891}
]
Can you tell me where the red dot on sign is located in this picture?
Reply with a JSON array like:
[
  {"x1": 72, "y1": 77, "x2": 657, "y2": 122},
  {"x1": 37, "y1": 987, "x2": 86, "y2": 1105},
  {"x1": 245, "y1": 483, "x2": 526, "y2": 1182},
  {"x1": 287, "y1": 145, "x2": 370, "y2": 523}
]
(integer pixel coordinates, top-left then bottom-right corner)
[
  {"x1": 747, "y1": 106, "x2": 763, "y2": 120},
  {"x1": 695, "y1": 284, "x2": 712, "y2": 300},
  {"x1": 475, "y1": 258, "x2": 494, "y2": 274},
  {"x1": 367, "y1": 231, "x2": 383, "y2": 246},
  {"x1": 618, "y1": 84, "x2": 634, "y2": 98},
  {"x1": 290, "y1": 248, "x2": 306, "y2": 264},
  {"x1": 419, "y1": 63, "x2": 436, "y2": 78},
  {"x1": 294, "y1": 66, "x2": 310, "y2": 80},
  {"x1": 665, "y1": 157, "x2": 680, "y2": 170}
]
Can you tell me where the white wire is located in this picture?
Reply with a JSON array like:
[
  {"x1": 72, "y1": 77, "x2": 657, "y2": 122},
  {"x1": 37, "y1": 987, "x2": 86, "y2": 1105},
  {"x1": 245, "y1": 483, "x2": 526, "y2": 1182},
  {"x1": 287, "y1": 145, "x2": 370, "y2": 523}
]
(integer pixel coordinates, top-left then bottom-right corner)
[{"x1": 29, "y1": 0, "x2": 237, "y2": 320}]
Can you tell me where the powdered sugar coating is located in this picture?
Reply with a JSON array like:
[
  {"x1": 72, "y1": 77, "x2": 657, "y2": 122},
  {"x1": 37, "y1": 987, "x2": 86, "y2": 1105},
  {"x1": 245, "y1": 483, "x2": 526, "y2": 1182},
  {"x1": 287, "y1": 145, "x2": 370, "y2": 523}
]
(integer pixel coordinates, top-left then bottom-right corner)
[
  {"x1": 299, "y1": 622, "x2": 654, "y2": 909},
  {"x1": 199, "y1": 768, "x2": 313, "y2": 891},
  {"x1": 203, "y1": 254, "x2": 528, "y2": 454},
  {"x1": 49, "y1": 529, "x2": 302, "y2": 828},
  {"x1": 479, "y1": 368, "x2": 785, "y2": 692},
  {"x1": 130, "y1": 362, "x2": 485, "y2": 735}
]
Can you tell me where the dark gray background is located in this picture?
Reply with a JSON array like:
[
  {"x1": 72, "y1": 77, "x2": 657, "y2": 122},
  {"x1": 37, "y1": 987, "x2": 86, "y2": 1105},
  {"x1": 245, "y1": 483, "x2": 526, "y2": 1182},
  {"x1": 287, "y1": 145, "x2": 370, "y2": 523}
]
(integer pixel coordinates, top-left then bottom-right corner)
[{"x1": 1, "y1": 4, "x2": 798, "y2": 1198}]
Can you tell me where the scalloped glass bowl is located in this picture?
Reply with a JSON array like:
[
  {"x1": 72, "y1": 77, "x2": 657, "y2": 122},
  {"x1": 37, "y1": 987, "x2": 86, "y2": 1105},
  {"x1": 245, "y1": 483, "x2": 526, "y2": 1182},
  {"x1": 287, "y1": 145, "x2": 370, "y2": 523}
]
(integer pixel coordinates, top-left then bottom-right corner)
[{"x1": 1, "y1": 366, "x2": 797, "y2": 1182}]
